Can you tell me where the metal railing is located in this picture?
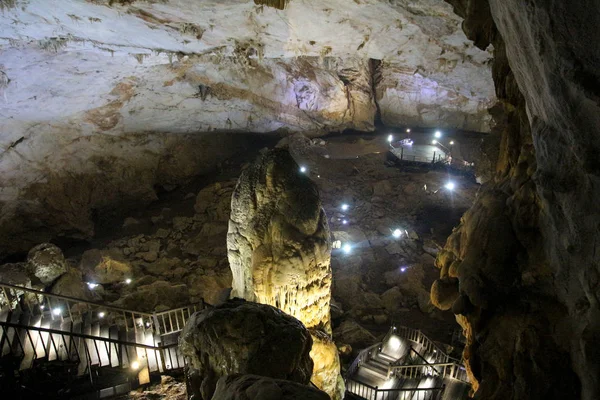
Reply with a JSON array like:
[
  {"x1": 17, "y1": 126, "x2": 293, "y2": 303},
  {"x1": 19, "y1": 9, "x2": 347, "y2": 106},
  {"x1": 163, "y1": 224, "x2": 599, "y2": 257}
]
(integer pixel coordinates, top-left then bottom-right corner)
[
  {"x1": 387, "y1": 351, "x2": 468, "y2": 383},
  {"x1": 0, "y1": 282, "x2": 203, "y2": 338},
  {"x1": 390, "y1": 325, "x2": 461, "y2": 365},
  {"x1": 390, "y1": 147, "x2": 448, "y2": 164},
  {"x1": 345, "y1": 325, "x2": 470, "y2": 400},
  {"x1": 0, "y1": 320, "x2": 184, "y2": 375},
  {"x1": 153, "y1": 304, "x2": 202, "y2": 336},
  {"x1": 345, "y1": 379, "x2": 445, "y2": 400}
]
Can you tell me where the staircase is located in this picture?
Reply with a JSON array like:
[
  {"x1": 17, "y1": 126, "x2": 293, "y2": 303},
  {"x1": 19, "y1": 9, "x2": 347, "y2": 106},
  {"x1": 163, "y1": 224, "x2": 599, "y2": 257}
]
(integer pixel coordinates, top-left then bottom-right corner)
[
  {"x1": 344, "y1": 325, "x2": 470, "y2": 400},
  {"x1": 0, "y1": 281, "x2": 203, "y2": 397}
]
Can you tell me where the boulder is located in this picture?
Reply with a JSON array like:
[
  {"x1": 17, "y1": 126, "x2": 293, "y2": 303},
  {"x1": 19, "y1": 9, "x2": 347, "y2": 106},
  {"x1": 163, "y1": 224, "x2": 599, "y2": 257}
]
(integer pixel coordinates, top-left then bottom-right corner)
[
  {"x1": 179, "y1": 299, "x2": 313, "y2": 400},
  {"x1": 212, "y1": 374, "x2": 330, "y2": 400},
  {"x1": 79, "y1": 249, "x2": 132, "y2": 284},
  {"x1": 0, "y1": 263, "x2": 32, "y2": 308},
  {"x1": 51, "y1": 268, "x2": 95, "y2": 301},
  {"x1": 27, "y1": 243, "x2": 68, "y2": 285},
  {"x1": 0, "y1": 262, "x2": 31, "y2": 288},
  {"x1": 333, "y1": 319, "x2": 376, "y2": 349},
  {"x1": 381, "y1": 287, "x2": 404, "y2": 312},
  {"x1": 372, "y1": 180, "x2": 393, "y2": 196},
  {"x1": 115, "y1": 280, "x2": 189, "y2": 312}
]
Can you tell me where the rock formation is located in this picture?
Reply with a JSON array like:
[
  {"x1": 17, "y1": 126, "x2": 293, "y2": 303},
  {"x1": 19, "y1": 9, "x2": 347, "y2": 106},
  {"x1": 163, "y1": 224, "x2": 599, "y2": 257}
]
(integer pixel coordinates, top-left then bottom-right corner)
[
  {"x1": 212, "y1": 374, "x2": 330, "y2": 400},
  {"x1": 431, "y1": 1, "x2": 600, "y2": 399},
  {"x1": 227, "y1": 148, "x2": 342, "y2": 399},
  {"x1": 179, "y1": 299, "x2": 314, "y2": 400},
  {"x1": 26, "y1": 243, "x2": 68, "y2": 285},
  {"x1": 0, "y1": 0, "x2": 496, "y2": 255}
]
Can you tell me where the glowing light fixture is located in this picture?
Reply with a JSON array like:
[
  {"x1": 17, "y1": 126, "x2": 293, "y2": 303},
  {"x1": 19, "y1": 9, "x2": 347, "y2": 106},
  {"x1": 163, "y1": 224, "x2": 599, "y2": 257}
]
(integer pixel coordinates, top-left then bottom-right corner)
[
  {"x1": 432, "y1": 140, "x2": 437, "y2": 145},
  {"x1": 341, "y1": 204, "x2": 349, "y2": 211},
  {"x1": 342, "y1": 243, "x2": 352, "y2": 254},
  {"x1": 450, "y1": 141, "x2": 455, "y2": 145},
  {"x1": 434, "y1": 130, "x2": 442, "y2": 138},
  {"x1": 299, "y1": 166, "x2": 307, "y2": 173},
  {"x1": 98, "y1": 312, "x2": 105, "y2": 318},
  {"x1": 342, "y1": 219, "x2": 348, "y2": 225},
  {"x1": 400, "y1": 267, "x2": 407, "y2": 272},
  {"x1": 87, "y1": 282, "x2": 99, "y2": 290},
  {"x1": 125, "y1": 278, "x2": 132, "y2": 285},
  {"x1": 40, "y1": 305, "x2": 45, "y2": 310},
  {"x1": 387, "y1": 134, "x2": 393, "y2": 143},
  {"x1": 406, "y1": 128, "x2": 411, "y2": 133},
  {"x1": 388, "y1": 335, "x2": 401, "y2": 350},
  {"x1": 445, "y1": 182, "x2": 456, "y2": 191},
  {"x1": 52, "y1": 308, "x2": 62, "y2": 316},
  {"x1": 392, "y1": 229, "x2": 402, "y2": 238},
  {"x1": 131, "y1": 360, "x2": 140, "y2": 370}
]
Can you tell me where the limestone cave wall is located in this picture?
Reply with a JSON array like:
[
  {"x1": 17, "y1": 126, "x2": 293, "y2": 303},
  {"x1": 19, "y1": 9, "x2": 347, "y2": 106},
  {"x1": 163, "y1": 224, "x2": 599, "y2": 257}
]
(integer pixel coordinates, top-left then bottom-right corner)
[
  {"x1": 431, "y1": 1, "x2": 600, "y2": 399},
  {"x1": 0, "y1": 0, "x2": 496, "y2": 256}
]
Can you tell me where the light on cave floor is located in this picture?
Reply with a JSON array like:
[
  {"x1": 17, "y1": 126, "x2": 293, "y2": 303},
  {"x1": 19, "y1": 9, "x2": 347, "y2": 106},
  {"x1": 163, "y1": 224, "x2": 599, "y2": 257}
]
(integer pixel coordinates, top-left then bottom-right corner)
[
  {"x1": 342, "y1": 243, "x2": 352, "y2": 254},
  {"x1": 392, "y1": 229, "x2": 402, "y2": 238},
  {"x1": 387, "y1": 134, "x2": 394, "y2": 143},
  {"x1": 445, "y1": 182, "x2": 456, "y2": 191},
  {"x1": 434, "y1": 130, "x2": 442, "y2": 138},
  {"x1": 341, "y1": 203, "x2": 349, "y2": 211},
  {"x1": 299, "y1": 166, "x2": 307, "y2": 173},
  {"x1": 431, "y1": 140, "x2": 437, "y2": 145},
  {"x1": 125, "y1": 278, "x2": 132, "y2": 284},
  {"x1": 342, "y1": 219, "x2": 348, "y2": 225},
  {"x1": 131, "y1": 360, "x2": 140, "y2": 370},
  {"x1": 400, "y1": 266, "x2": 407, "y2": 272},
  {"x1": 87, "y1": 282, "x2": 99, "y2": 290},
  {"x1": 52, "y1": 307, "x2": 62, "y2": 316},
  {"x1": 381, "y1": 377, "x2": 397, "y2": 390}
]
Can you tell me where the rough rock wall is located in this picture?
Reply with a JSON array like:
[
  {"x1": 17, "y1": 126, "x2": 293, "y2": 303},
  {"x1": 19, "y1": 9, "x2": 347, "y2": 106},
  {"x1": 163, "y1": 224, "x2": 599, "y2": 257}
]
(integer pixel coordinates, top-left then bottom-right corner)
[
  {"x1": 376, "y1": 60, "x2": 493, "y2": 132},
  {"x1": 431, "y1": 0, "x2": 600, "y2": 399},
  {"x1": 227, "y1": 149, "x2": 342, "y2": 399},
  {"x1": 0, "y1": 132, "x2": 256, "y2": 257}
]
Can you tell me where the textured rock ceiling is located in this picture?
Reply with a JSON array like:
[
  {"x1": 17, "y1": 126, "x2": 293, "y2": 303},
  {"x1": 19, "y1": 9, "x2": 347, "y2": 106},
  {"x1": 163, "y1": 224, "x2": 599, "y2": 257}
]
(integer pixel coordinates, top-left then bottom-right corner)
[
  {"x1": 0, "y1": 0, "x2": 496, "y2": 254},
  {"x1": 1, "y1": 0, "x2": 495, "y2": 134}
]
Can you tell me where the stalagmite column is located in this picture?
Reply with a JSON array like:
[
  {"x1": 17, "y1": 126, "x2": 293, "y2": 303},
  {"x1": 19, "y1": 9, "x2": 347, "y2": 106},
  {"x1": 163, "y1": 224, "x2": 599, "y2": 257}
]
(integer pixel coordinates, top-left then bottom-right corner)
[{"x1": 227, "y1": 148, "x2": 343, "y2": 399}]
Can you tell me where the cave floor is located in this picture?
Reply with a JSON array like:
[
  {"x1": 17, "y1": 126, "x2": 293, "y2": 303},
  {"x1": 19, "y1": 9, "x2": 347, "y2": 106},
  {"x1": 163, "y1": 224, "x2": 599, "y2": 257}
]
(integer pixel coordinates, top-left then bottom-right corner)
[{"x1": 30, "y1": 130, "x2": 479, "y2": 359}]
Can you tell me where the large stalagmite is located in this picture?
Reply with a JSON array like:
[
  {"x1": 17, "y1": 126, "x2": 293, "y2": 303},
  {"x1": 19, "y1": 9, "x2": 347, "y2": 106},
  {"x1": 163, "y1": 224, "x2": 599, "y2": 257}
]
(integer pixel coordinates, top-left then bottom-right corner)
[{"x1": 227, "y1": 148, "x2": 343, "y2": 399}]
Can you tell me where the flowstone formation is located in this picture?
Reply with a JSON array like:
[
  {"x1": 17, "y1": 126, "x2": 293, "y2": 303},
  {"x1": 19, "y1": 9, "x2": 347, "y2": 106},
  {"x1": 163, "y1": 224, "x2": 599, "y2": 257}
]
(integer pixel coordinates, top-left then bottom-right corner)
[
  {"x1": 431, "y1": 1, "x2": 600, "y2": 399},
  {"x1": 179, "y1": 299, "x2": 315, "y2": 400},
  {"x1": 227, "y1": 149, "x2": 343, "y2": 399}
]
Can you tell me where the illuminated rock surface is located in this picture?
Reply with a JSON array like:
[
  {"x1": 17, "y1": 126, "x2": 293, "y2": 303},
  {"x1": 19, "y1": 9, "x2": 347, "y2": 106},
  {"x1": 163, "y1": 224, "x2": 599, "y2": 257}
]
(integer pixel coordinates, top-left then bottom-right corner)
[
  {"x1": 227, "y1": 148, "x2": 342, "y2": 399},
  {"x1": 179, "y1": 299, "x2": 314, "y2": 400}
]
